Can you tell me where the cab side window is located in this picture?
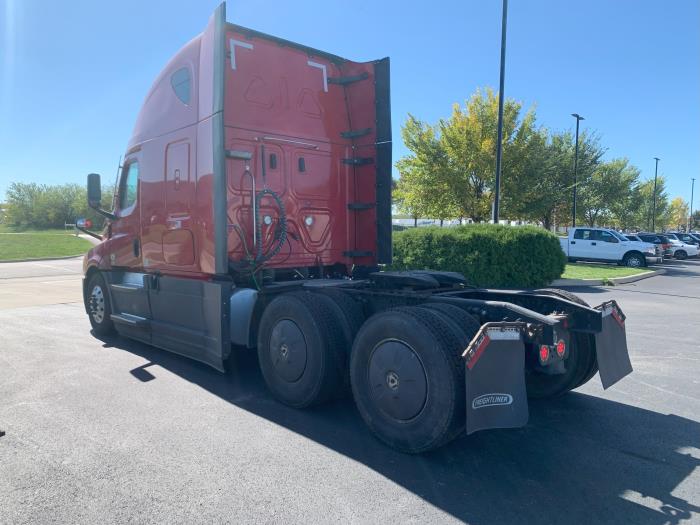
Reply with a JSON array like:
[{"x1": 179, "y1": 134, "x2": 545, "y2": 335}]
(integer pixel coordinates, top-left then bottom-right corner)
[
  {"x1": 119, "y1": 162, "x2": 139, "y2": 210},
  {"x1": 170, "y1": 67, "x2": 191, "y2": 105},
  {"x1": 574, "y1": 229, "x2": 591, "y2": 240},
  {"x1": 597, "y1": 230, "x2": 617, "y2": 243}
]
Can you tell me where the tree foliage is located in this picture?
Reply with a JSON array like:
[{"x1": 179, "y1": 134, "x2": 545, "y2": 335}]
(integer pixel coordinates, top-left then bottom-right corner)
[
  {"x1": 395, "y1": 87, "x2": 681, "y2": 231},
  {"x1": 668, "y1": 197, "x2": 689, "y2": 230},
  {"x1": 4, "y1": 182, "x2": 114, "y2": 229}
]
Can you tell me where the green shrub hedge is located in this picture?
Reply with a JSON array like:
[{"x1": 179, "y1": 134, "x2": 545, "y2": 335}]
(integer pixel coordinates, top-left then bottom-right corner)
[{"x1": 391, "y1": 224, "x2": 566, "y2": 288}]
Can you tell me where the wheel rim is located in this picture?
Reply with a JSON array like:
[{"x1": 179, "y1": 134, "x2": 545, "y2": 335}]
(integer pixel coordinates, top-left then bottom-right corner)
[
  {"x1": 368, "y1": 340, "x2": 427, "y2": 421},
  {"x1": 89, "y1": 285, "x2": 105, "y2": 323},
  {"x1": 628, "y1": 256, "x2": 642, "y2": 267},
  {"x1": 269, "y1": 320, "x2": 307, "y2": 382}
]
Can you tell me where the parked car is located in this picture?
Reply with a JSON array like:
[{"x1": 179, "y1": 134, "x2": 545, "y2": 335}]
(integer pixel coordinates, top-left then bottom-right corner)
[
  {"x1": 637, "y1": 233, "x2": 675, "y2": 258},
  {"x1": 665, "y1": 236, "x2": 699, "y2": 260},
  {"x1": 560, "y1": 227, "x2": 661, "y2": 267},
  {"x1": 668, "y1": 232, "x2": 700, "y2": 247}
]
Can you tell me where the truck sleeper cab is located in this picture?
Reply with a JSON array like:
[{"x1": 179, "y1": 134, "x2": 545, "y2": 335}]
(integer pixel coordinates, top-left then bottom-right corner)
[{"x1": 82, "y1": 3, "x2": 633, "y2": 453}]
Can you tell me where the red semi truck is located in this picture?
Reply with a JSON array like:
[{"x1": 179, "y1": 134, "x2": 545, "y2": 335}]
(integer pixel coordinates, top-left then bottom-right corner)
[{"x1": 82, "y1": 3, "x2": 632, "y2": 453}]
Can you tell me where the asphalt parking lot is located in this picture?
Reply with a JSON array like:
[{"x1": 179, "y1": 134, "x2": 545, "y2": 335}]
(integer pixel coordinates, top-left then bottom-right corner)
[{"x1": 1, "y1": 258, "x2": 699, "y2": 524}]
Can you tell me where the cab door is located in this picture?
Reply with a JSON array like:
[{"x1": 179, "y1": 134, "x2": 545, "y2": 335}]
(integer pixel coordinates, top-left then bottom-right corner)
[
  {"x1": 569, "y1": 228, "x2": 593, "y2": 259},
  {"x1": 110, "y1": 159, "x2": 142, "y2": 268},
  {"x1": 593, "y1": 230, "x2": 622, "y2": 261},
  {"x1": 162, "y1": 140, "x2": 195, "y2": 267}
]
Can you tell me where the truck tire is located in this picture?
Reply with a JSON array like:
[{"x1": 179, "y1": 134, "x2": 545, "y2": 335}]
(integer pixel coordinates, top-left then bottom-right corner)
[
  {"x1": 320, "y1": 289, "x2": 365, "y2": 342},
  {"x1": 536, "y1": 289, "x2": 599, "y2": 389},
  {"x1": 675, "y1": 250, "x2": 687, "y2": 260},
  {"x1": 350, "y1": 306, "x2": 466, "y2": 453},
  {"x1": 85, "y1": 271, "x2": 115, "y2": 336},
  {"x1": 318, "y1": 288, "x2": 365, "y2": 390},
  {"x1": 527, "y1": 288, "x2": 598, "y2": 398},
  {"x1": 623, "y1": 252, "x2": 645, "y2": 267},
  {"x1": 421, "y1": 303, "x2": 480, "y2": 344},
  {"x1": 257, "y1": 291, "x2": 346, "y2": 408}
]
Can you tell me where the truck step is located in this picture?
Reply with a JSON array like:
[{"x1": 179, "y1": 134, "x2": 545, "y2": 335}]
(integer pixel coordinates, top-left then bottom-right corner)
[
  {"x1": 328, "y1": 72, "x2": 369, "y2": 85},
  {"x1": 341, "y1": 128, "x2": 372, "y2": 139},
  {"x1": 110, "y1": 283, "x2": 143, "y2": 293},
  {"x1": 110, "y1": 313, "x2": 150, "y2": 327}
]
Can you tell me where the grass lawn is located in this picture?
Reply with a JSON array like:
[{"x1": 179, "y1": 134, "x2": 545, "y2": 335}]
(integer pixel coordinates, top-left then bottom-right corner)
[
  {"x1": 0, "y1": 228, "x2": 93, "y2": 261},
  {"x1": 562, "y1": 263, "x2": 652, "y2": 280}
]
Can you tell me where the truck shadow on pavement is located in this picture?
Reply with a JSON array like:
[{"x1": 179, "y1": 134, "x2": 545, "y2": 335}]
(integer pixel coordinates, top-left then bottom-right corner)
[{"x1": 100, "y1": 334, "x2": 700, "y2": 525}]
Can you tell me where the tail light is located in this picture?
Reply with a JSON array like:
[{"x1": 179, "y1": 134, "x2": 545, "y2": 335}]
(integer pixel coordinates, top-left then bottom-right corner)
[
  {"x1": 539, "y1": 345, "x2": 550, "y2": 364},
  {"x1": 556, "y1": 340, "x2": 566, "y2": 357}
]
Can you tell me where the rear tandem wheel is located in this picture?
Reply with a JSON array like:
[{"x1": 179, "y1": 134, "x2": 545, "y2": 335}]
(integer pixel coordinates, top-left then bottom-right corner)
[
  {"x1": 350, "y1": 306, "x2": 473, "y2": 453},
  {"x1": 525, "y1": 288, "x2": 598, "y2": 398}
]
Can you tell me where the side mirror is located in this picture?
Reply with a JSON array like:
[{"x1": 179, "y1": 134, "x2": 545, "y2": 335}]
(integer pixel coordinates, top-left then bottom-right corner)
[
  {"x1": 87, "y1": 173, "x2": 102, "y2": 208},
  {"x1": 86, "y1": 173, "x2": 116, "y2": 221}
]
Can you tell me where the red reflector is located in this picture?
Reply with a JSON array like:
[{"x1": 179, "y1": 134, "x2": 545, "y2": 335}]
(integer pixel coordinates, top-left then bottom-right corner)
[
  {"x1": 466, "y1": 334, "x2": 491, "y2": 370},
  {"x1": 539, "y1": 345, "x2": 550, "y2": 363},
  {"x1": 611, "y1": 308, "x2": 625, "y2": 327},
  {"x1": 556, "y1": 340, "x2": 566, "y2": 357}
]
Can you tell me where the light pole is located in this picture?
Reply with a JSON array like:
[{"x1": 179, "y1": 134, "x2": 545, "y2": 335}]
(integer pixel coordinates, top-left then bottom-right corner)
[
  {"x1": 571, "y1": 113, "x2": 584, "y2": 227},
  {"x1": 492, "y1": 0, "x2": 508, "y2": 224},
  {"x1": 651, "y1": 157, "x2": 660, "y2": 231},
  {"x1": 690, "y1": 178, "x2": 696, "y2": 231}
]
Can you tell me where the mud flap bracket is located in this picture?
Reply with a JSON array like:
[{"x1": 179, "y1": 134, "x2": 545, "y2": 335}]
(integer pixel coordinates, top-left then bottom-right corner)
[{"x1": 463, "y1": 322, "x2": 529, "y2": 435}]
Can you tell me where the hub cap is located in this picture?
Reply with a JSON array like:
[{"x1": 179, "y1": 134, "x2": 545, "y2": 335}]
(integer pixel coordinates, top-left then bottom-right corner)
[
  {"x1": 368, "y1": 340, "x2": 427, "y2": 421},
  {"x1": 628, "y1": 257, "x2": 642, "y2": 267},
  {"x1": 269, "y1": 320, "x2": 307, "y2": 382},
  {"x1": 89, "y1": 285, "x2": 105, "y2": 323}
]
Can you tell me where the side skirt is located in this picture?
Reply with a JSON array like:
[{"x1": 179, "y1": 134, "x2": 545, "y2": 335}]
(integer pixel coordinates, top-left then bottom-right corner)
[{"x1": 104, "y1": 271, "x2": 231, "y2": 372}]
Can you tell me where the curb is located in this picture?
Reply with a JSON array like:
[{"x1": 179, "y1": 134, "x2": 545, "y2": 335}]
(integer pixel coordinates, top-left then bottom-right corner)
[
  {"x1": 0, "y1": 255, "x2": 84, "y2": 264},
  {"x1": 550, "y1": 268, "x2": 665, "y2": 287}
]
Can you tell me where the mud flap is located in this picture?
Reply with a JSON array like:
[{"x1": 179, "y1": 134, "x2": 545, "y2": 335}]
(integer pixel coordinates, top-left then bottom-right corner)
[
  {"x1": 463, "y1": 323, "x2": 529, "y2": 435},
  {"x1": 594, "y1": 301, "x2": 633, "y2": 389}
]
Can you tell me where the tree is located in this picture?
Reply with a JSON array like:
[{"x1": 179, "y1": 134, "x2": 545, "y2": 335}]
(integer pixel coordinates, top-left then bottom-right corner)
[
  {"x1": 439, "y1": 89, "x2": 537, "y2": 222},
  {"x1": 691, "y1": 210, "x2": 700, "y2": 231},
  {"x1": 394, "y1": 115, "x2": 456, "y2": 224},
  {"x1": 394, "y1": 87, "x2": 647, "y2": 231},
  {"x1": 4, "y1": 182, "x2": 113, "y2": 229},
  {"x1": 668, "y1": 197, "x2": 689, "y2": 230},
  {"x1": 519, "y1": 131, "x2": 605, "y2": 229},
  {"x1": 396, "y1": 88, "x2": 540, "y2": 224},
  {"x1": 633, "y1": 177, "x2": 669, "y2": 231},
  {"x1": 577, "y1": 158, "x2": 639, "y2": 227}
]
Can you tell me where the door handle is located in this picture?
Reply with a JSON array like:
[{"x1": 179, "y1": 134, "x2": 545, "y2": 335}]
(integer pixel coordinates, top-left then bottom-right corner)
[
  {"x1": 571, "y1": 241, "x2": 576, "y2": 244},
  {"x1": 591, "y1": 242, "x2": 597, "y2": 246},
  {"x1": 133, "y1": 238, "x2": 140, "y2": 257}
]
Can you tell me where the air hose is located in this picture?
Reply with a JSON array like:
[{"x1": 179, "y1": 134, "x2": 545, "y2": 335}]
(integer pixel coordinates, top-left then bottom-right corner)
[{"x1": 254, "y1": 188, "x2": 287, "y2": 264}]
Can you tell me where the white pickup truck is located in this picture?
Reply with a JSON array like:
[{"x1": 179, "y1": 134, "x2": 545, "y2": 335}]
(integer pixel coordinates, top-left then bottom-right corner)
[{"x1": 560, "y1": 227, "x2": 662, "y2": 267}]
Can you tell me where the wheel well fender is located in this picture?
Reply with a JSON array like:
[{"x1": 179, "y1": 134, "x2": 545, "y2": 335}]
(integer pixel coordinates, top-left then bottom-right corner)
[
  {"x1": 230, "y1": 288, "x2": 259, "y2": 348},
  {"x1": 83, "y1": 266, "x2": 100, "y2": 313}
]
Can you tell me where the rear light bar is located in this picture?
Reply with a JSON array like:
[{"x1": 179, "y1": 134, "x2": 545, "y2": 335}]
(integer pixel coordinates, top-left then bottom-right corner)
[{"x1": 538, "y1": 339, "x2": 566, "y2": 365}]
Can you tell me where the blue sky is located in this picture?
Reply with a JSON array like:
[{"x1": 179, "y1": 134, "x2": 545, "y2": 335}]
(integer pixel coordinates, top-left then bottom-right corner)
[{"x1": 1, "y1": 0, "x2": 698, "y2": 206}]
